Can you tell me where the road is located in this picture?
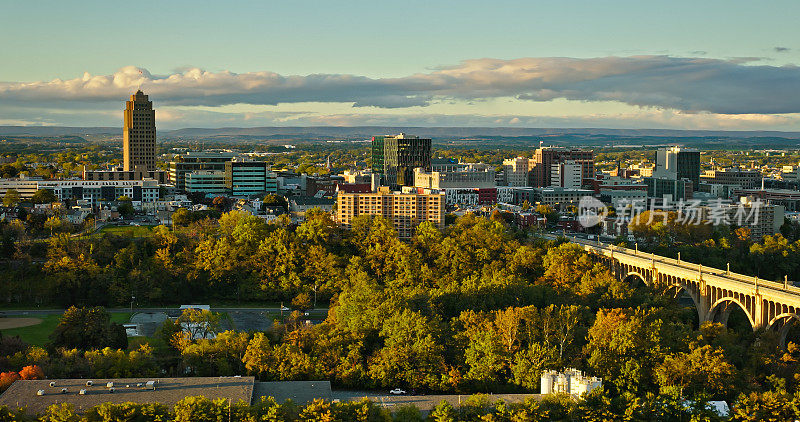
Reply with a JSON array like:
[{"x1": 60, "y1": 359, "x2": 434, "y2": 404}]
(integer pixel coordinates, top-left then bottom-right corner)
[{"x1": 332, "y1": 391, "x2": 541, "y2": 413}]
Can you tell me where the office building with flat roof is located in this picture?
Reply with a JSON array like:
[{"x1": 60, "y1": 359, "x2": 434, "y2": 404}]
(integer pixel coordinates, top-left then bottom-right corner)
[
  {"x1": 169, "y1": 152, "x2": 240, "y2": 192},
  {"x1": 654, "y1": 147, "x2": 700, "y2": 189},
  {"x1": 123, "y1": 90, "x2": 157, "y2": 172},
  {"x1": 371, "y1": 133, "x2": 431, "y2": 188},
  {"x1": 225, "y1": 160, "x2": 278, "y2": 198}
]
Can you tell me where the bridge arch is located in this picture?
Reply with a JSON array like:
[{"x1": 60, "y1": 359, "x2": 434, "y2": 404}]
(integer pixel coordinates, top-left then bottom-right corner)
[
  {"x1": 664, "y1": 282, "x2": 703, "y2": 327},
  {"x1": 708, "y1": 296, "x2": 756, "y2": 331},
  {"x1": 767, "y1": 313, "x2": 800, "y2": 348},
  {"x1": 623, "y1": 271, "x2": 648, "y2": 286}
]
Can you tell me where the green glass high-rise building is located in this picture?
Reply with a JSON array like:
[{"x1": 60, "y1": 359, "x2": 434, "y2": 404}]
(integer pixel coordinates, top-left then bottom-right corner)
[{"x1": 371, "y1": 133, "x2": 431, "y2": 188}]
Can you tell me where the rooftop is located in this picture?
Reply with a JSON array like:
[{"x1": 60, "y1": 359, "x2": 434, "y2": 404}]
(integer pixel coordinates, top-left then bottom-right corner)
[{"x1": 0, "y1": 377, "x2": 255, "y2": 415}]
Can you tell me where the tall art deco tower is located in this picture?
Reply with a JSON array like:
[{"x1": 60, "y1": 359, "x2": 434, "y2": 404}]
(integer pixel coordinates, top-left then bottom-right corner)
[{"x1": 123, "y1": 90, "x2": 156, "y2": 172}]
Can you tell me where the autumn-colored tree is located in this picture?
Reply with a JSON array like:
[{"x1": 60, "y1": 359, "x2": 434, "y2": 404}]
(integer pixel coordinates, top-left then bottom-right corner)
[
  {"x1": 17, "y1": 365, "x2": 44, "y2": 380},
  {"x1": 655, "y1": 344, "x2": 736, "y2": 398}
]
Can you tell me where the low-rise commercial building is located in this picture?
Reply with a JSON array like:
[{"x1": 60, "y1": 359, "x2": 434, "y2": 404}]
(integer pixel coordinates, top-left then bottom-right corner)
[
  {"x1": 83, "y1": 167, "x2": 169, "y2": 184},
  {"x1": 289, "y1": 196, "x2": 336, "y2": 215},
  {"x1": 444, "y1": 187, "x2": 497, "y2": 206},
  {"x1": 599, "y1": 189, "x2": 648, "y2": 209},
  {"x1": 7, "y1": 179, "x2": 160, "y2": 206},
  {"x1": 533, "y1": 187, "x2": 594, "y2": 206},
  {"x1": 731, "y1": 188, "x2": 800, "y2": 212},
  {"x1": 0, "y1": 377, "x2": 335, "y2": 416},
  {"x1": 645, "y1": 177, "x2": 693, "y2": 200},
  {"x1": 185, "y1": 171, "x2": 226, "y2": 195},
  {"x1": 701, "y1": 168, "x2": 761, "y2": 189},
  {"x1": 0, "y1": 177, "x2": 40, "y2": 198},
  {"x1": 413, "y1": 167, "x2": 495, "y2": 189}
]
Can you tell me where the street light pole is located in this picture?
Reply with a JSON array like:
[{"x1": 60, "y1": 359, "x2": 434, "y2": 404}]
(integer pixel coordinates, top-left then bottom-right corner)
[{"x1": 130, "y1": 296, "x2": 135, "y2": 314}]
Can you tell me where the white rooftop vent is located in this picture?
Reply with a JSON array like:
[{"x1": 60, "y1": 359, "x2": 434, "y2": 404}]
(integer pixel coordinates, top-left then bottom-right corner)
[
  {"x1": 36, "y1": 390, "x2": 45, "y2": 396},
  {"x1": 49, "y1": 382, "x2": 56, "y2": 388},
  {"x1": 86, "y1": 381, "x2": 93, "y2": 386},
  {"x1": 79, "y1": 389, "x2": 87, "y2": 395},
  {"x1": 106, "y1": 382, "x2": 114, "y2": 388},
  {"x1": 145, "y1": 380, "x2": 155, "y2": 390},
  {"x1": 60, "y1": 388, "x2": 67, "y2": 394},
  {"x1": 108, "y1": 387, "x2": 115, "y2": 393}
]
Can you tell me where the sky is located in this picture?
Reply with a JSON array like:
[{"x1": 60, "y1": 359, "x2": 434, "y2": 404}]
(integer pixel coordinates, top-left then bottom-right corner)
[{"x1": 1, "y1": 0, "x2": 799, "y2": 130}]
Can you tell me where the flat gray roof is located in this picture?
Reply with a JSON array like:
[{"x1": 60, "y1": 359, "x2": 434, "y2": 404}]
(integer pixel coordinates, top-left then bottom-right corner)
[
  {"x1": 0, "y1": 377, "x2": 255, "y2": 415},
  {"x1": 253, "y1": 381, "x2": 331, "y2": 404}
]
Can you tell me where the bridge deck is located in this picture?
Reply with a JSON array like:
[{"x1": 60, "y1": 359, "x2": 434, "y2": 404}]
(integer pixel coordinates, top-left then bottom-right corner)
[{"x1": 544, "y1": 234, "x2": 800, "y2": 301}]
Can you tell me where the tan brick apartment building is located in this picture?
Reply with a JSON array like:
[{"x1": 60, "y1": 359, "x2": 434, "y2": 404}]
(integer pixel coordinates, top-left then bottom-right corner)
[{"x1": 336, "y1": 187, "x2": 444, "y2": 238}]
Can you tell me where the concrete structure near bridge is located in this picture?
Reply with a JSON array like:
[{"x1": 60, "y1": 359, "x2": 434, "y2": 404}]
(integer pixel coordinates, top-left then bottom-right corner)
[{"x1": 551, "y1": 235, "x2": 800, "y2": 346}]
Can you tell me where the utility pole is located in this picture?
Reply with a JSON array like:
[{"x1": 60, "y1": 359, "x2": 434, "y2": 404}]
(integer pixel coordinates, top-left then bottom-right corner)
[{"x1": 312, "y1": 284, "x2": 318, "y2": 309}]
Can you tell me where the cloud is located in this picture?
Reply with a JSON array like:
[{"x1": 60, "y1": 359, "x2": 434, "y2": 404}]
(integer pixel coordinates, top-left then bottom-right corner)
[
  {"x1": 1, "y1": 56, "x2": 799, "y2": 117},
  {"x1": 775, "y1": 47, "x2": 791, "y2": 53},
  {"x1": 132, "y1": 108, "x2": 800, "y2": 131}
]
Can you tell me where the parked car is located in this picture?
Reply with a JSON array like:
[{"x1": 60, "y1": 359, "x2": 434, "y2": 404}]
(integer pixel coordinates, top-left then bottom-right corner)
[
  {"x1": 280, "y1": 306, "x2": 290, "y2": 311},
  {"x1": 389, "y1": 388, "x2": 407, "y2": 395}
]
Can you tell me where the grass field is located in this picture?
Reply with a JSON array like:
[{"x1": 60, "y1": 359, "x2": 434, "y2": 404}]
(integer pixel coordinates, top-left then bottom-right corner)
[
  {"x1": 0, "y1": 312, "x2": 132, "y2": 346},
  {"x1": 97, "y1": 225, "x2": 157, "y2": 237}
]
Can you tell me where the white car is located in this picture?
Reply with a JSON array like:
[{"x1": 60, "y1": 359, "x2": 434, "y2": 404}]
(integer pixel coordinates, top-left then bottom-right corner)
[
  {"x1": 280, "y1": 306, "x2": 290, "y2": 311},
  {"x1": 389, "y1": 388, "x2": 407, "y2": 395}
]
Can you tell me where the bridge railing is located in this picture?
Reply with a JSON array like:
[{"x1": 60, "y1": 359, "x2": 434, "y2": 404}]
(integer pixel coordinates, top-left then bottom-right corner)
[{"x1": 545, "y1": 234, "x2": 800, "y2": 295}]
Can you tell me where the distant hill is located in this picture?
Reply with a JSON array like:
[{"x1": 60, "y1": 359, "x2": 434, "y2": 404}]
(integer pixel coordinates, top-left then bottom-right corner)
[
  {"x1": 161, "y1": 126, "x2": 800, "y2": 140},
  {"x1": 2, "y1": 125, "x2": 800, "y2": 139},
  {"x1": 2, "y1": 126, "x2": 800, "y2": 149},
  {"x1": 0, "y1": 126, "x2": 119, "y2": 136}
]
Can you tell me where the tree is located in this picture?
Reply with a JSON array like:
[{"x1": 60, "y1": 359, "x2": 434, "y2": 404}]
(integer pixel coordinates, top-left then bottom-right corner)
[
  {"x1": 18, "y1": 365, "x2": 44, "y2": 380},
  {"x1": 40, "y1": 403, "x2": 80, "y2": 422},
  {"x1": 429, "y1": 400, "x2": 457, "y2": 422},
  {"x1": 535, "y1": 204, "x2": 558, "y2": 223},
  {"x1": 2, "y1": 189, "x2": 20, "y2": 207},
  {"x1": 368, "y1": 309, "x2": 447, "y2": 389},
  {"x1": 292, "y1": 292, "x2": 313, "y2": 311},
  {"x1": 44, "y1": 216, "x2": 63, "y2": 236},
  {"x1": 212, "y1": 196, "x2": 229, "y2": 211},
  {"x1": 585, "y1": 308, "x2": 683, "y2": 394},
  {"x1": 49, "y1": 306, "x2": 128, "y2": 350},
  {"x1": 172, "y1": 208, "x2": 191, "y2": 226},
  {"x1": 176, "y1": 308, "x2": 223, "y2": 340},
  {"x1": 117, "y1": 196, "x2": 134, "y2": 217},
  {"x1": 655, "y1": 344, "x2": 736, "y2": 398},
  {"x1": 262, "y1": 193, "x2": 287, "y2": 208},
  {"x1": 31, "y1": 189, "x2": 57, "y2": 204},
  {"x1": 542, "y1": 243, "x2": 595, "y2": 290}
]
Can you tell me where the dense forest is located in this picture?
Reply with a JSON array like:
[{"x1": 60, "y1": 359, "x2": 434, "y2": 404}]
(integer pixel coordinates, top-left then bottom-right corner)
[
  {"x1": 2, "y1": 392, "x2": 800, "y2": 421},
  {"x1": 1, "y1": 211, "x2": 800, "y2": 420}
]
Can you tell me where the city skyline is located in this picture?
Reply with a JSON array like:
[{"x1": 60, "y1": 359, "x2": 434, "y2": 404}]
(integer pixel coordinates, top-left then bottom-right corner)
[{"x1": 1, "y1": 1, "x2": 799, "y2": 130}]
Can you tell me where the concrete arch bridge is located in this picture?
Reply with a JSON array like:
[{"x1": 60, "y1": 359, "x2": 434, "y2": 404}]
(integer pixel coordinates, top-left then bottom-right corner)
[{"x1": 551, "y1": 235, "x2": 800, "y2": 346}]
